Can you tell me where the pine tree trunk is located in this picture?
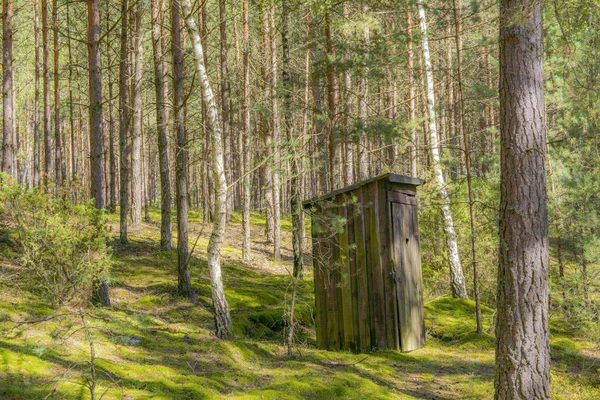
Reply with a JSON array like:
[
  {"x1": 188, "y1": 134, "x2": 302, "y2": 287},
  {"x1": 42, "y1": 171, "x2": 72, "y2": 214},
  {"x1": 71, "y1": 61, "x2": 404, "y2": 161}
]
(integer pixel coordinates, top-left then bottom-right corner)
[
  {"x1": 152, "y1": 0, "x2": 173, "y2": 250},
  {"x1": 87, "y1": 0, "x2": 109, "y2": 307},
  {"x1": 270, "y1": 4, "x2": 281, "y2": 260},
  {"x1": 417, "y1": 0, "x2": 468, "y2": 299},
  {"x1": 181, "y1": 0, "x2": 233, "y2": 339},
  {"x1": 2, "y1": 0, "x2": 16, "y2": 177},
  {"x1": 33, "y1": 0, "x2": 41, "y2": 187},
  {"x1": 358, "y1": 4, "x2": 369, "y2": 181},
  {"x1": 219, "y1": 0, "x2": 233, "y2": 222},
  {"x1": 66, "y1": 0, "x2": 76, "y2": 191},
  {"x1": 171, "y1": 0, "x2": 194, "y2": 297},
  {"x1": 53, "y1": 0, "x2": 64, "y2": 185},
  {"x1": 495, "y1": 0, "x2": 550, "y2": 398},
  {"x1": 42, "y1": 0, "x2": 52, "y2": 187},
  {"x1": 119, "y1": 0, "x2": 130, "y2": 244},
  {"x1": 262, "y1": 8, "x2": 275, "y2": 244},
  {"x1": 131, "y1": 0, "x2": 144, "y2": 228},
  {"x1": 241, "y1": 0, "x2": 252, "y2": 260}
]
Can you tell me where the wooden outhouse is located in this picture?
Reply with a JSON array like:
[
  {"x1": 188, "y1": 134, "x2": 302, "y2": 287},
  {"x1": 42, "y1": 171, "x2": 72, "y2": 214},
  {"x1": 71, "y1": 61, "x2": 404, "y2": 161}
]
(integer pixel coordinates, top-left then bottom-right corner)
[{"x1": 304, "y1": 173, "x2": 426, "y2": 353}]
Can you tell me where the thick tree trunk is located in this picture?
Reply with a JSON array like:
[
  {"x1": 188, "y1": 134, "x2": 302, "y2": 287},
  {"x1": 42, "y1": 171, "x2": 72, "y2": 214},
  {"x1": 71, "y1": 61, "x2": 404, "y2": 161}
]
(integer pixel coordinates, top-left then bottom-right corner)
[
  {"x1": 131, "y1": 0, "x2": 144, "y2": 228},
  {"x1": 87, "y1": 0, "x2": 109, "y2": 307},
  {"x1": 152, "y1": 0, "x2": 173, "y2": 250},
  {"x1": 181, "y1": 0, "x2": 233, "y2": 340},
  {"x1": 417, "y1": 0, "x2": 468, "y2": 299},
  {"x1": 2, "y1": 0, "x2": 16, "y2": 177},
  {"x1": 241, "y1": 0, "x2": 252, "y2": 260},
  {"x1": 119, "y1": 0, "x2": 130, "y2": 243},
  {"x1": 495, "y1": 1, "x2": 550, "y2": 398},
  {"x1": 171, "y1": 0, "x2": 194, "y2": 297}
]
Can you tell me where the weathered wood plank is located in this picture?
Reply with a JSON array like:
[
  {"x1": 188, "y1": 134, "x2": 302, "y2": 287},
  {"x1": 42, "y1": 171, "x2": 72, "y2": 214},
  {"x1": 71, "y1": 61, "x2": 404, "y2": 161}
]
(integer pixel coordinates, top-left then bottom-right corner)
[
  {"x1": 339, "y1": 195, "x2": 354, "y2": 350},
  {"x1": 347, "y1": 195, "x2": 360, "y2": 351},
  {"x1": 311, "y1": 213, "x2": 327, "y2": 349},
  {"x1": 368, "y1": 182, "x2": 387, "y2": 350},
  {"x1": 355, "y1": 187, "x2": 370, "y2": 352}
]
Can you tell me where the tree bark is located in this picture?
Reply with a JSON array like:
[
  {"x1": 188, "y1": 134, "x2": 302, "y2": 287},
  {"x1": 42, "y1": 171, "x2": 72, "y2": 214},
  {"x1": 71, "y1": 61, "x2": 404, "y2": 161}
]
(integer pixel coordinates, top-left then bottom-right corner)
[
  {"x1": 406, "y1": 7, "x2": 417, "y2": 177},
  {"x1": 452, "y1": 0, "x2": 482, "y2": 334},
  {"x1": 53, "y1": 0, "x2": 64, "y2": 186},
  {"x1": 119, "y1": 0, "x2": 131, "y2": 244},
  {"x1": 219, "y1": 0, "x2": 233, "y2": 222},
  {"x1": 495, "y1": 0, "x2": 550, "y2": 398},
  {"x1": 181, "y1": 0, "x2": 233, "y2": 339},
  {"x1": 152, "y1": 0, "x2": 173, "y2": 250},
  {"x1": 417, "y1": 0, "x2": 468, "y2": 299},
  {"x1": 2, "y1": 0, "x2": 16, "y2": 177},
  {"x1": 270, "y1": 4, "x2": 281, "y2": 260},
  {"x1": 131, "y1": 0, "x2": 144, "y2": 228},
  {"x1": 33, "y1": 0, "x2": 41, "y2": 187},
  {"x1": 42, "y1": 0, "x2": 52, "y2": 188},
  {"x1": 171, "y1": 0, "x2": 194, "y2": 297},
  {"x1": 87, "y1": 0, "x2": 109, "y2": 307},
  {"x1": 358, "y1": 4, "x2": 369, "y2": 181},
  {"x1": 262, "y1": 8, "x2": 274, "y2": 244},
  {"x1": 241, "y1": 0, "x2": 252, "y2": 260}
]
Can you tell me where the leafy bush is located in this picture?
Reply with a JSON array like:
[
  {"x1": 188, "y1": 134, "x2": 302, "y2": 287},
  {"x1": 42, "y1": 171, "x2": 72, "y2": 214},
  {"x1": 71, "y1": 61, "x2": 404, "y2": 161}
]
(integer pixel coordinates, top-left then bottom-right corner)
[{"x1": 0, "y1": 177, "x2": 111, "y2": 306}]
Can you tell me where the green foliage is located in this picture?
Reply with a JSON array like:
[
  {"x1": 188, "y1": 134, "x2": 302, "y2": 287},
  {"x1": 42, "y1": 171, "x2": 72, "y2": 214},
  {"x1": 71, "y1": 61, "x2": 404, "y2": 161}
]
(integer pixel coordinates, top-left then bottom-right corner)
[{"x1": 0, "y1": 179, "x2": 112, "y2": 306}]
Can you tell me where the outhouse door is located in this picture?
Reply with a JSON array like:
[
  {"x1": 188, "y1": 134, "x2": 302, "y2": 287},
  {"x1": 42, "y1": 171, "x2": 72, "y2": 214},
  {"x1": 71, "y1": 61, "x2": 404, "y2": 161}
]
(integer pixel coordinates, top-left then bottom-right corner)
[{"x1": 389, "y1": 192, "x2": 426, "y2": 352}]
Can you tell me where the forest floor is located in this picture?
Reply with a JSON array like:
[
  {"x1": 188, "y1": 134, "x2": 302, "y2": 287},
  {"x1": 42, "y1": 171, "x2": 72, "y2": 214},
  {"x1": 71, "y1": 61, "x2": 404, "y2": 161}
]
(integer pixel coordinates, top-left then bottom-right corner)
[{"x1": 0, "y1": 209, "x2": 599, "y2": 399}]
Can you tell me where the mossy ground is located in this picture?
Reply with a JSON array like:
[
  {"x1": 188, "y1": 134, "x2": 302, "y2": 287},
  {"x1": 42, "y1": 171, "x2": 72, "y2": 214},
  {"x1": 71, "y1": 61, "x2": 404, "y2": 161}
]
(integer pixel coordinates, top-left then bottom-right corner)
[{"x1": 0, "y1": 209, "x2": 599, "y2": 399}]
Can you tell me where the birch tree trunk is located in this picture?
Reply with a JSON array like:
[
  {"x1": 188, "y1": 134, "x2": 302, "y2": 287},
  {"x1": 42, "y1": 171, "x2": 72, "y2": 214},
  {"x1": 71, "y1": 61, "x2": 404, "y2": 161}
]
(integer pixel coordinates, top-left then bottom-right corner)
[
  {"x1": 495, "y1": 0, "x2": 550, "y2": 398},
  {"x1": 151, "y1": 0, "x2": 173, "y2": 250},
  {"x1": 181, "y1": 0, "x2": 233, "y2": 339},
  {"x1": 119, "y1": 0, "x2": 130, "y2": 244},
  {"x1": 171, "y1": 0, "x2": 193, "y2": 297},
  {"x1": 2, "y1": 0, "x2": 16, "y2": 177},
  {"x1": 130, "y1": 0, "x2": 144, "y2": 228},
  {"x1": 417, "y1": 0, "x2": 468, "y2": 299}
]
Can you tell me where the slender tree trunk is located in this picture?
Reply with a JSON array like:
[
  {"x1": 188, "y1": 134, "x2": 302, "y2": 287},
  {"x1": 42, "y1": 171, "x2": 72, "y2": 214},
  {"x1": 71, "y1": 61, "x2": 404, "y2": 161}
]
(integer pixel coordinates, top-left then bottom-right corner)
[
  {"x1": 119, "y1": 0, "x2": 130, "y2": 243},
  {"x1": 262, "y1": 8, "x2": 274, "y2": 244},
  {"x1": 452, "y1": 0, "x2": 482, "y2": 333},
  {"x1": 53, "y1": 0, "x2": 64, "y2": 186},
  {"x1": 87, "y1": 0, "x2": 109, "y2": 306},
  {"x1": 131, "y1": 0, "x2": 144, "y2": 228},
  {"x1": 241, "y1": 0, "x2": 252, "y2": 260},
  {"x1": 358, "y1": 4, "x2": 369, "y2": 181},
  {"x1": 325, "y1": 9, "x2": 339, "y2": 189},
  {"x1": 407, "y1": 7, "x2": 417, "y2": 177},
  {"x1": 219, "y1": 0, "x2": 233, "y2": 222},
  {"x1": 270, "y1": 4, "x2": 281, "y2": 260},
  {"x1": 152, "y1": 0, "x2": 173, "y2": 250},
  {"x1": 2, "y1": 0, "x2": 16, "y2": 177},
  {"x1": 417, "y1": 0, "x2": 468, "y2": 299},
  {"x1": 66, "y1": 0, "x2": 76, "y2": 190},
  {"x1": 343, "y1": 4, "x2": 353, "y2": 186},
  {"x1": 495, "y1": 0, "x2": 550, "y2": 398},
  {"x1": 42, "y1": 0, "x2": 52, "y2": 187},
  {"x1": 172, "y1": 0, "x2": 194, "y2": 297},
  {"x1": 105, "y1": 4, "x2": 117, "y2": 212},
  {"x1": 33, "y1": 0, "x2": 41, "y2": 187},
  {"x1": 181, "y1": 0, "x2": 233, "y2": 339}
]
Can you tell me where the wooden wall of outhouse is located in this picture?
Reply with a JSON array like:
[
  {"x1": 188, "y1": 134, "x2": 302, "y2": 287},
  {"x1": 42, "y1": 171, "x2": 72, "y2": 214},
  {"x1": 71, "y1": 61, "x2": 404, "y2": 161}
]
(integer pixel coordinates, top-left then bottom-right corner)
[{"x1": 304, "y1": 173, "x2": 426, "y2": 353}]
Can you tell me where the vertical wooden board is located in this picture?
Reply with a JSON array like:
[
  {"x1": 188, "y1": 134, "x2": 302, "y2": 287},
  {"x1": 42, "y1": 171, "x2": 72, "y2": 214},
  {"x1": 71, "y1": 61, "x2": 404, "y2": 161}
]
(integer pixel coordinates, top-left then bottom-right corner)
[
  {"x1": 311, "y1": 214, "x2": 327, "y2": 349},
  {"x1": 368, "y1": 182, "x2": 387, "y2": 350},
  {"x1": 326, "y1": 201, "x2": 341, "y2": 351},
  {"x1": 378, "y1": 181, "x2": 398, "y2": 350},
  {"x1": 391, "y1": 202, "x2": 410, "y2": 351},
  {"x1": 393, "y1": 201, "x2": 426, "y2": 352},
  {"x1": 338, "y1": 196, "x2": 354, "y2": 350},
  {"x1": 354, "y1": 187, "x2": 370, "y2": 352},
  {"x1": 347, "y1": 197, "x2": 360, "y2": 351},
  {"x1": 407, "y1": 203, "x2": 426, "y2": 348}
]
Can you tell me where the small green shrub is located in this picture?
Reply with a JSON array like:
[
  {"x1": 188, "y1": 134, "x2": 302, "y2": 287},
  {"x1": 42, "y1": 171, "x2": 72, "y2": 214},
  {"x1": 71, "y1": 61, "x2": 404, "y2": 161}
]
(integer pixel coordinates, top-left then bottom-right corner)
[{"x1": 0, "y1": 178, "x2": 111, "y2": 306}]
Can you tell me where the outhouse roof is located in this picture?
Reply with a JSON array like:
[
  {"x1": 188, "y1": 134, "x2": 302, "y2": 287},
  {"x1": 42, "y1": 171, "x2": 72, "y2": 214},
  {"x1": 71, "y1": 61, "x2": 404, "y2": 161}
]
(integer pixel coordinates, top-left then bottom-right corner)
[{"x1": 302, "y1": 173, "x2": 424, "y2": 208}]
